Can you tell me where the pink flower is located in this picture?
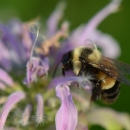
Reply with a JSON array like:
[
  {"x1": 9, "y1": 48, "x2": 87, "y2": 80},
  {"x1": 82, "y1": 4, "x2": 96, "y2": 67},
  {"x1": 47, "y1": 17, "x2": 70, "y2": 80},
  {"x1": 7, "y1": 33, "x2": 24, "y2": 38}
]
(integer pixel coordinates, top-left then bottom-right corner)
[{"x1": 0, "y1": 0, "x2": 125, "y2": 130}]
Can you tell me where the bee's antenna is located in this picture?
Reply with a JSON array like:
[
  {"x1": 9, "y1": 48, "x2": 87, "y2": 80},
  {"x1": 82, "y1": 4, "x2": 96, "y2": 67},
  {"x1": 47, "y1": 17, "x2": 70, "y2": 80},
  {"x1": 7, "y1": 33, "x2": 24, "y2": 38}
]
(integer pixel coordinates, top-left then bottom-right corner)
[
  {"x1": 52, "y1": 61, "x2": 61, "y2": 77},
  {"x1": 85, "y1": 39, "x2": 97, "y2": 50}
]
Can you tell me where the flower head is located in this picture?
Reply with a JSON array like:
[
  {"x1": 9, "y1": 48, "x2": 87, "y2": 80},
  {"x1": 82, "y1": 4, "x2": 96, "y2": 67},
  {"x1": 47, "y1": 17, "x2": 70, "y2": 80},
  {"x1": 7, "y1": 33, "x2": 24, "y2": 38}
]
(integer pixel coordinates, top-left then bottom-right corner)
[{"x1": 0, "y1": 0, "x2": 130, "y2": 130}]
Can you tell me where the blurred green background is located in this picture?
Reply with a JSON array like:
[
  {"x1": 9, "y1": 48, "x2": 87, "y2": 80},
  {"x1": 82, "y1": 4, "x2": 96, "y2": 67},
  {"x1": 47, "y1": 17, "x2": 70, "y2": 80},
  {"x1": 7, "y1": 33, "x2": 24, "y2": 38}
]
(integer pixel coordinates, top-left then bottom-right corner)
[{"x1": 0, "y1": 0, "x2": 130, "y2": 129}]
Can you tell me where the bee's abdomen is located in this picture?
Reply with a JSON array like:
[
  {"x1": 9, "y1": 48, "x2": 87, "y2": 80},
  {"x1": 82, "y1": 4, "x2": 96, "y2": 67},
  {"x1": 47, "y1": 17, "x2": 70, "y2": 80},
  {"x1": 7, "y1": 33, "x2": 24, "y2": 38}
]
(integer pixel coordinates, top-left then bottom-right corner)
[{"x1": 101, "y1": 81, "x2": 120, "y2": 104}]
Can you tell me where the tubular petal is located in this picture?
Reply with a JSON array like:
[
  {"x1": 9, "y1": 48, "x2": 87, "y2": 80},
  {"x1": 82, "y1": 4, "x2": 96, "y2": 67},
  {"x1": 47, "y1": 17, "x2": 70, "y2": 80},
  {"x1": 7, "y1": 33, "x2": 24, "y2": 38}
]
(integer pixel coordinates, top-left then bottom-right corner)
[
  {"x1": 20, "y1": 104, "x2": 32, "y2": 126},
  {"x1": 48, "y1": 76, "x2": 93, "y2": 90},
  {"x1": 55, "y1": 85, "x2": 77, "y2": 130},
  {"x1": 36, "y1": 94, "x2": 44, "y2": 123},
  {"x1": 0, "y1": 24, "x2": 25, "y2": 64},
  {"x1": 0, "y1": 42, "x2": 12, "y2": 71},
  {"x1": 0, "y1": 91, "x2": 25, "y2": 130},
  {"x1": 79, "y1": 0, "x2": 122, "y2": 40},
  {"x1": 47, "y1": 1, "x2": 66, "y2": 36},
  {"x1": 0, "y1": 68, "x2": 14, "y2": 87}
]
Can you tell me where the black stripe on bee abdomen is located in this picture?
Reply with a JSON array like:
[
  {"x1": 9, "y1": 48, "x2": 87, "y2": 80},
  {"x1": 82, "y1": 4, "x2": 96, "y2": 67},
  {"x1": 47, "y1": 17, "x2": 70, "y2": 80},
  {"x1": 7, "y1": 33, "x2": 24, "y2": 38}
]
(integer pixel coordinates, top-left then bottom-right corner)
[{"x1": 101, "y1": 81, "x2": 120, "y2": 104}]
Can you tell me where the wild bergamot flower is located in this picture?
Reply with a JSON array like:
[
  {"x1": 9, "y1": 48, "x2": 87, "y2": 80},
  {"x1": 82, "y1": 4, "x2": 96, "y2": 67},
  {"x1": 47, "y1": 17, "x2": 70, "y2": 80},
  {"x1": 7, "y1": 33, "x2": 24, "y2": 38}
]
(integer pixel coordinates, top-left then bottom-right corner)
[{"x1": 1, "y1": 0, "x2": 130, "y2": 130}]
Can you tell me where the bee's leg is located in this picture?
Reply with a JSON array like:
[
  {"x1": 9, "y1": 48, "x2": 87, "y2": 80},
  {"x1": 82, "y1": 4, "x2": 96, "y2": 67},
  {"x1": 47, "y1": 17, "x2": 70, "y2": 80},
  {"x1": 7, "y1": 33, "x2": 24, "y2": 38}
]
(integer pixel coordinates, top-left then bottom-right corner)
[
  {"x1": 62, "y1": 68, "x2": 65, "y2": 76},
  {"x1": 91, "y1": 81, "x2": 101, "y2": 102},
  {"x1": 78, "y1": 66, "x2": 85, "y2": 76},
  {"x1": 78, "y1": 68, "x2": 83, "y2": 76}
]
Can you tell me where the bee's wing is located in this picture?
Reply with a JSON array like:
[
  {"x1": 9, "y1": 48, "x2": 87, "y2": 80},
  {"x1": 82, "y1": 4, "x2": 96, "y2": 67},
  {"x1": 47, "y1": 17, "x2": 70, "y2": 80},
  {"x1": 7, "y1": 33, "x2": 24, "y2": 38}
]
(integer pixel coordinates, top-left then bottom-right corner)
[{"x1": 88, "y1": 56, "x2": 130, "y2": 86}]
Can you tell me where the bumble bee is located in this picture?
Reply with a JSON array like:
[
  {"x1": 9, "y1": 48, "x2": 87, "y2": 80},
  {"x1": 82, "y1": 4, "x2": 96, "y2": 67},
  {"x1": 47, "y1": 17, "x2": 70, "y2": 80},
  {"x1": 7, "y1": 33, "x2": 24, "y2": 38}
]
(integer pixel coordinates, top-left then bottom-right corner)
[{"x1": 61, "y1": 45, "x2": 130, "y2": 104}]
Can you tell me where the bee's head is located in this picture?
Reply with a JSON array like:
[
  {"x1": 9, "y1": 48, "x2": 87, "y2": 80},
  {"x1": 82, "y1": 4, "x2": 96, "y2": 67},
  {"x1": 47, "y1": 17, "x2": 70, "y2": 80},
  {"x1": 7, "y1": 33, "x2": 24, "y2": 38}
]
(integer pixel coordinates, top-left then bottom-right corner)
[{"x1": 61, "y1": 51, "x2": 73, "y2": 76}]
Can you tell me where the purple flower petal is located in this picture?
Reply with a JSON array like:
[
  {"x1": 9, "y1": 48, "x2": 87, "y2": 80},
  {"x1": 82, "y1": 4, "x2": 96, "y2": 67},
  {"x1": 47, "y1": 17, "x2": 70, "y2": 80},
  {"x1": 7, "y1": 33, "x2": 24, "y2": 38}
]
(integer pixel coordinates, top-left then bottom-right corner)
[
  {"x1": 0, "y1": 24, "x2": 26, "y2": 64},
  {"x1": 0, "y1": 91, "x2": 25, "y2": 130},
  {"x1": 35, "y1": 94, "x2": 44, "y2": 124},
  {"x1": 68, "y1": 27, "x2": 121, "y2": 58},
  {"x1": 47, "y1": 1, "x2": 66, "y2": 37},
  {"x1": 48, "y1": 76, "x2": 93, "y2": 90},
  {"x1": 0, "y1": 68, "x2": 14, "y2": 87},
  {"x1": 92, "y1": 29, "x2": 120, "y2": 58},
  {"x1": 0, "y1": 41, "x2": 12, "y2": 71},
  {"x1": 79, "y1": 0, "x2": 122, "y2": 40},
  {"x1": 24, "y1": 57, "x2": 49, "y2": 85},
  {"x1": 55, "y1": 85, "x2": 77, "y2": 130}
]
